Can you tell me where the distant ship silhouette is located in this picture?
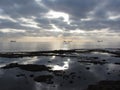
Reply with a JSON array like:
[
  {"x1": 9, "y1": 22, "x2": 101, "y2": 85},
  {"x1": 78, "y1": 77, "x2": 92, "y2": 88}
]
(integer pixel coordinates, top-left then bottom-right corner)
[
  {"x1": 63, "y1": 41, "x2": 72, "y2": 44},
  {"x1": 10, "y1": 40, "x2": 16, "y2": 42},
  {"x1": 97, "y1": 40, "x2": 103, "y2": 42}
]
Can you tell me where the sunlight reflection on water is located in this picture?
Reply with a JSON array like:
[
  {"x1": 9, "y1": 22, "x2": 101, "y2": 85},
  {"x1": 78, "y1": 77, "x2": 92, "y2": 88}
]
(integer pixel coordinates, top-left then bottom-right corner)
[
  {"x1": 51, "y1": 58, "x2": 71, "y2": 70},
  {"x1": 0, "y1": 41, "x2": 120, "y2": 52}
]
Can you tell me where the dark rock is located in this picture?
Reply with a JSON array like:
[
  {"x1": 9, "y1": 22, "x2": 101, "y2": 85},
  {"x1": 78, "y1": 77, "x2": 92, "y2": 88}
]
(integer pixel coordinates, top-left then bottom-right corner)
[
  {"x1": 69, "y1": 80, "x2": 73, "y2": 84},
  {"x1": 30, "y1": 74, "x2": 34, "y2": 77},
  {"x1": 34, "y1": 75, "x2": 54, "y2": 84},
  {"x1": 107, "y1": 72, "x2": 111, "y2": 75},
  {"x1": 2, "y1": 63, "x2": 51, "y2": 72},
  {"x1": 78, "y1": 76, "x2": 81, "y2": 79},
  {"x1": 114, "y1": 63, "x2": 120, "y2": 65},
  {"x1": 52, "y1": 70, "x2": 65, "y2": 76},
  {"x1": 16, "y1": 74, "x2": 25, "y2": 77},
  {"x1": 78, "y1": 60, "x2": 107, "y2": 65},
  {"x1": 63, "y1": 75, "x2": 69, "y2": 80},
  {"x1": 86, "y1": 67, "x2": 90, "y2": 70},
  {"x1": 87, "y1": 80, "x2": 120, "y2": 90},
  {"x1": 102, "y1": 59, "x2": 106, "y2": 62}
]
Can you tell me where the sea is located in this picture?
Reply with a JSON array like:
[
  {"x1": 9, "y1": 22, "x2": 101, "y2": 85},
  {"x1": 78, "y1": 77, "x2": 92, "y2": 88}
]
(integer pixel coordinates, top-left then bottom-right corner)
[
  {"x1": 0, "y1": 41, "x2": 120, "y2": 52},
  {"x1": 0, "y1": 41, "x2": 120, "y2": 90}
]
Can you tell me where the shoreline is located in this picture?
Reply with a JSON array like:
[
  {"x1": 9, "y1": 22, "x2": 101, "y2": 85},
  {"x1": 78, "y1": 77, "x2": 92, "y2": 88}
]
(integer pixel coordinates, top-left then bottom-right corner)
[{"x1": 0, "y1": 48, "x2": 119, "y2": 58}]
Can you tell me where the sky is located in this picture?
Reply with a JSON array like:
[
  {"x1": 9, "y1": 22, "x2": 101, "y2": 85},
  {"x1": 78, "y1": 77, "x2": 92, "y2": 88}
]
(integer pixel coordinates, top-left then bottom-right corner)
[{"x1": 0, "y1": 0, "x2": 120, "y2": 41}]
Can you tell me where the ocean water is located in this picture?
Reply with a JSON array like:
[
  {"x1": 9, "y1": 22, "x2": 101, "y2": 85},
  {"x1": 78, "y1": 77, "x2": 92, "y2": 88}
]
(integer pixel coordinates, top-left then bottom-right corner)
[
  {"x1": 0, "y1": 41, "x2": 120, "y2": 52},
  {"x1": 0, "y1": 42, "x2": 120, "y2": 90}
]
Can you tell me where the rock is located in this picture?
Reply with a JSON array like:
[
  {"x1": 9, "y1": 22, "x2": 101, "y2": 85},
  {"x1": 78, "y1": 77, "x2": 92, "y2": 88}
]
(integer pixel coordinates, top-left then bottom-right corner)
[{"x1": 34, "y1": 75, "x2": 54, "y2": 84}]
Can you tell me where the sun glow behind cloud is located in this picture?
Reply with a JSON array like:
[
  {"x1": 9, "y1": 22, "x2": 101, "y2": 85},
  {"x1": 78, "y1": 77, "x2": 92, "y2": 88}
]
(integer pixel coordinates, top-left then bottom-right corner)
[{"x1": 46, "y1": 10, "x2": 69, "y2": 22}]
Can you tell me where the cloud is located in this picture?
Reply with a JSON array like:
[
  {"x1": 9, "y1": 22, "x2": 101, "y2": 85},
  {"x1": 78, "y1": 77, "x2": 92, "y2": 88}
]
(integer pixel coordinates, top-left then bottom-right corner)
[
  {"x1": 0, "y1": 0, "x2": 120, "y2": 38},
  {"x1": 42, "y1": 0, "x2": 98, "y2": 19},
  {"x1": 106, "y1": 0, "x2": 120, "y2": 14},
  {"x1": 35, "y1": 17, "x2": 53, "y2": 29},
  {"x1": 42, "y1": 0, "x2": 120, "y2": 32},
  {"x1": 0, "y1": 0, "x2": 48, "y2": 18},
  {"x1": 0, "y1": 18, "x2": 40, "y2": 31}
]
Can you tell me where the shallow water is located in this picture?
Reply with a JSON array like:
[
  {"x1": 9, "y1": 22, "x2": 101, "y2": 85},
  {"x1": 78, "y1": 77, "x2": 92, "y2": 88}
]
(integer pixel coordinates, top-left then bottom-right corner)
[
  {"x1": 0, "y1": 41, "x2": 120, "y2": 90},
  {"x1": 0, "y1": 48, "x2": 120, "y2": 90}
]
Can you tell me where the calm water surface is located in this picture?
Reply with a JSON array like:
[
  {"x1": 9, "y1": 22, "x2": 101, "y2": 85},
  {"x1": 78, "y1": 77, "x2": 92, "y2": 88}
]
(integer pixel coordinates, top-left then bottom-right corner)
[
  {"x1": 0, "y1": 41, "x2": 120, "y2": 52},
  {"x1": 0, "y1": 42, "x2": 120, "y2": 90}
]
